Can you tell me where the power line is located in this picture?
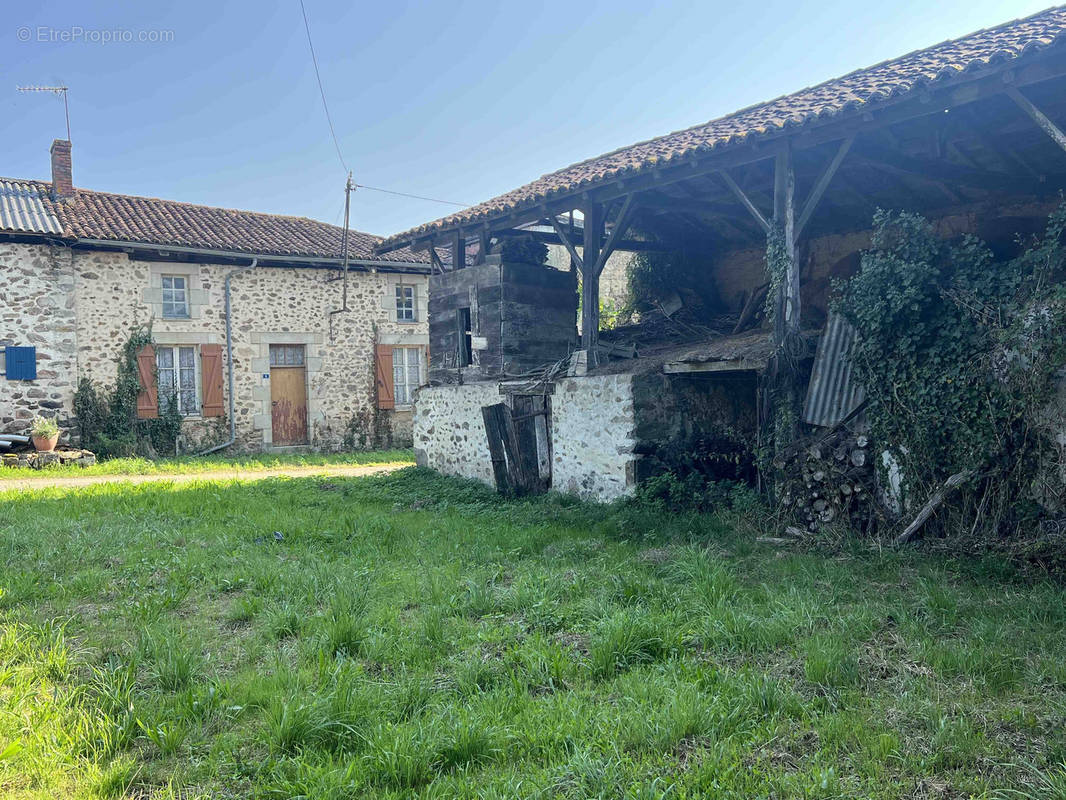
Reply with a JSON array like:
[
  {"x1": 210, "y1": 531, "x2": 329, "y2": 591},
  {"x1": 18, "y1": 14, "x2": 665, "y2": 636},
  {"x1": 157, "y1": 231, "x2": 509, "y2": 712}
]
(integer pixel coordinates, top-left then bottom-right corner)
[
  {"x1": 297, "y1": 2, "x2": 470, "y2": 210},
  {"x1": 353, "y1": 183, "x2": 470, "y2": 208},
  {"x1": 298, "y1": 0, "x2": 348, "y2": 174}
]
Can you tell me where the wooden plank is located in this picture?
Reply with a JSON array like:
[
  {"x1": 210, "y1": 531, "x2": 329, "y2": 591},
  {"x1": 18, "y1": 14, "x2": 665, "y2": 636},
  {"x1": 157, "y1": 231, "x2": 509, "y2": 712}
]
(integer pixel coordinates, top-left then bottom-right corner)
[
  {"x1": 481, "y1": 404, "x2": 512, "y2": 493},
  {"x1": 732, "y1": 281, "x2": 770, "y2": 335},
  {"x1": 719, "y1": 171, "x2": 771, "y2": 233},
  {"x1": 795, "y1": 135, "x2": 854, "y2": 238},
  {"x1": 500, "y1": 402, "x2": 537, "y2": 494},
  {"x1": 450, "y1": 230, "x2": 463, "y2": 271},
  {"x1": 1006, "y1": 85, "x2": 1066, "y2": 155},
  {"x1": 663, "y1": 359, "x2": 766, "y2": 374}
]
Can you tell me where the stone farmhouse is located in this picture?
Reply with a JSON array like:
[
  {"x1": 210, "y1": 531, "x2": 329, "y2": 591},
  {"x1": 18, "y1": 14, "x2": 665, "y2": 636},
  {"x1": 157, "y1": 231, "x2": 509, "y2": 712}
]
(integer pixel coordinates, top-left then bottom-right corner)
[
  {"x1": 0, "y1": 140, "x2": 430, "y2": 452},
  {"x1": 376, "y1": 7, "x2": 1066, "y2": 502}
]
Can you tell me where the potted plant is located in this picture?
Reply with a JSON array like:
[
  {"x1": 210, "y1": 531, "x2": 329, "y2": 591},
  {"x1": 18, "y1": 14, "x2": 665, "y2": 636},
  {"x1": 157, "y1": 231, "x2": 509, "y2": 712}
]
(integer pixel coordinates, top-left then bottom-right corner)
[{"x1": 30, "y1": 415, "x2": 60, "y2": 452}]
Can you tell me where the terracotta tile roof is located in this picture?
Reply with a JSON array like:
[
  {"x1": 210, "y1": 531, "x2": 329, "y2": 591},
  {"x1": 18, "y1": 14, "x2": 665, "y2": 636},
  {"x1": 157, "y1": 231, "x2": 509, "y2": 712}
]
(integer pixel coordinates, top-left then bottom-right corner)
[
  {"x1": 380, "y1": 6, "x2": 1066, "y2": 250},
  {"x1": 0, "y1": 179, "x2": 429, "y2": 265}
]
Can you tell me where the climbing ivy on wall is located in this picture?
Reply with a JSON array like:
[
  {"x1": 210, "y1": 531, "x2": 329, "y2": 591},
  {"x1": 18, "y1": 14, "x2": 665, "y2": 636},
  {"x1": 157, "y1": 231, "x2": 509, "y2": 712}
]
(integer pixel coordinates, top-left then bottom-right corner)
[
  {"x1": 73, "y1": 325, "x2": 184, "y2": 458},
  {"x1": 834, "y1": 205, "x2": 1066, "y2": 535}
]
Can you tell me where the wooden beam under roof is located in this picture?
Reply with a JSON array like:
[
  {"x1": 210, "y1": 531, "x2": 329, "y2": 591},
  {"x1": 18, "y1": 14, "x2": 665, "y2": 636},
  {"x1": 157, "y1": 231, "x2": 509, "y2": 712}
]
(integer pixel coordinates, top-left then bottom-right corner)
[
  {"x1": 795, "y1": 136, "x2": 854, "y2": 238},
  {"x1": 1007, "y1": 85, "x2": 1066, "y2": 156}
]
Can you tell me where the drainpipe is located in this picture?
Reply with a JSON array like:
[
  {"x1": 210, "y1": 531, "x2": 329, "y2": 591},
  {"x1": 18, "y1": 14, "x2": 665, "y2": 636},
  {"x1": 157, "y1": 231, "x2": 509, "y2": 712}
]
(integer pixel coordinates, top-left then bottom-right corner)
[{"x1": 196, "y1": 258, "x2": 257, "y2": 456}]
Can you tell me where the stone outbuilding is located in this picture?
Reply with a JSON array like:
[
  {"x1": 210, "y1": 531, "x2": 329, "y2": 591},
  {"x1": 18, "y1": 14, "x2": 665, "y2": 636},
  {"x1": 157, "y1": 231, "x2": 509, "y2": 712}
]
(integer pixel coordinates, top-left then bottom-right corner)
[
  {"x1": 0, "y1": 141, "x2": 431, "y2": 451},
  {"x1": 375, "y1": 7, "x2": 1066, "y2": 502}
]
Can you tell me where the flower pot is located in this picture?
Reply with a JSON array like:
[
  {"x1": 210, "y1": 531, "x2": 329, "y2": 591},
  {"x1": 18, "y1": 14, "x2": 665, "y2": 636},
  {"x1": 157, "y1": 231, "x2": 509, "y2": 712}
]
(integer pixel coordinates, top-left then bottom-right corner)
[{"x1": 32, "y1": 434, "x2": 59, "y2": 452}]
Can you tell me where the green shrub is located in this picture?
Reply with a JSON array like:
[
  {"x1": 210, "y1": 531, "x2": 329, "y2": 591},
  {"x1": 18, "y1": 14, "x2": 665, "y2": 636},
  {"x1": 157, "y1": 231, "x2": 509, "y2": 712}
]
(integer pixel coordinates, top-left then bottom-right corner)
[
  {"x1": 73, "y1": 325, "x2": 184, "y2": 459},
  {"x1": 836, "y1": 204, "x2": 1066, "y2": 536}
]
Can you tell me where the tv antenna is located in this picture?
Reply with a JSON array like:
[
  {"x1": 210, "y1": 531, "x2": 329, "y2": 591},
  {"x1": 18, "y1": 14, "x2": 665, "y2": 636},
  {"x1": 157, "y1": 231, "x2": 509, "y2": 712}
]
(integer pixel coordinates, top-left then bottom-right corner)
[{"x1": 17, "y1": 85, "x2": 70, "y2": 140}]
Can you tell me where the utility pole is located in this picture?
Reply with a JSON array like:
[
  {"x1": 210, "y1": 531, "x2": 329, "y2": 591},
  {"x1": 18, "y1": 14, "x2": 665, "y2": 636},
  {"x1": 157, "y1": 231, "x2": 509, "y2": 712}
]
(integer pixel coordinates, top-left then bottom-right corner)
[
  {"x1": 341, "y1": 171, "x2": 352, "y2": 310},
  {"x1": 17, "y1": 86, "x2": 70, "y2": 140}
]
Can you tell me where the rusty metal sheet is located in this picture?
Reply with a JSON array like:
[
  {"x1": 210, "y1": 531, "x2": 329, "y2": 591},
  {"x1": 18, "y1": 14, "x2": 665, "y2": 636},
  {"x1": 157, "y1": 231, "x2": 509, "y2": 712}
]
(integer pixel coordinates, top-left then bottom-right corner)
[
  {"x1": 0, "y1": 180, "x2": 62, "y2": 235},
  {"x1": 803, "y1": 312, "x2": 865, "y2": 427}
]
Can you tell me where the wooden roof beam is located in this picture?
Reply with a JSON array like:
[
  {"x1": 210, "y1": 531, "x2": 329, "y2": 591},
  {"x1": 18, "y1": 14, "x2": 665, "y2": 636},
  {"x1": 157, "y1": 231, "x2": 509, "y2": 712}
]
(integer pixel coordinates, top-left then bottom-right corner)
[
  {"x1": 718, "y1": 171, "x2": 771, "y2": 233},
  {"x1": 795, "y1": 135, "x2": 854, "y2": 238},
  {"x1": 1007, "y1": 85, "x2": 1066, "y2": 157}
]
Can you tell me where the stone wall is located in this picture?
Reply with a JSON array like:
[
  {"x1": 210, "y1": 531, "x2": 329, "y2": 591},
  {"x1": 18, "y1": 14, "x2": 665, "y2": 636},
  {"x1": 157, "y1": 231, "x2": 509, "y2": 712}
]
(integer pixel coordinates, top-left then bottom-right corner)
[
  {"x1": 414, "y1": 376, "x2": 639, "y2": 501},
  {"x1": 550, "y1": 375, "x2": 638, "y2": 501},
  {"x1": 0, "y1": 242, "x2": 78, "y2": 432},
  {"x1": 413, "y1": 383, "x2": 501, "y2": 486},
  {"x1": 631, "y1": 371, "x2": 759, "y2": 482},
  {"x1": 2, "y1": 241, "x2": 428, "y2": 450}
]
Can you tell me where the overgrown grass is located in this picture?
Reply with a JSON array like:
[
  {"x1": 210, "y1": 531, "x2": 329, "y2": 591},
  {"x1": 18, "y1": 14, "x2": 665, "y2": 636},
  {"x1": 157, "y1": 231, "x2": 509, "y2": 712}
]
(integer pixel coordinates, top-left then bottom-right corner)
[
  {"x1": 0, "y1": 468, "x2": 1064, "y2": 797},
  {"x1": 0, "y1": 449, "x2": 413, "y2": 479}
]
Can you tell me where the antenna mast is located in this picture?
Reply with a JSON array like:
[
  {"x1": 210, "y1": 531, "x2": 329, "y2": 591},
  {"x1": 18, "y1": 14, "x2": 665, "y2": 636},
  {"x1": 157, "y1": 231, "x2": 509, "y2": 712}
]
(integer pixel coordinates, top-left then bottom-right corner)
[{"x1": 17, "y1": 86, "x2": 70, "y2": 140}]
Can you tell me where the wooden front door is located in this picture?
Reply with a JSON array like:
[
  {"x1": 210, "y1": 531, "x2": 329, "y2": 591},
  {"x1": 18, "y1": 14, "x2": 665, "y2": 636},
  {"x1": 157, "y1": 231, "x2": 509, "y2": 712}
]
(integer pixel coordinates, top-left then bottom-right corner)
[{"x1": 269, "y1": 344, "x2": 308, "y2": 445}]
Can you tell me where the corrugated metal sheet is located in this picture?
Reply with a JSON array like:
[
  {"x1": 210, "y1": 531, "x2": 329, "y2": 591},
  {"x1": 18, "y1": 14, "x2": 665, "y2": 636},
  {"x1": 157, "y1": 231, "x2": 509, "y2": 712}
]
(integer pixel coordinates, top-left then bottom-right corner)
[
  {"x1": 0, "y1": 180, "x2": 62, "y2": 235},
  {"x1": 803, "y1": 312, "x2": 866, "y2": 427}
]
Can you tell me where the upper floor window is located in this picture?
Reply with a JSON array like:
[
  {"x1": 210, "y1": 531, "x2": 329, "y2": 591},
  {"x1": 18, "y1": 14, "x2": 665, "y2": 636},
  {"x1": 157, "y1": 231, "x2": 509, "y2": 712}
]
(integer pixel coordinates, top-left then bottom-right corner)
[
  {"x1": 157, "y1": 345, "x2": 199, "y2": 415},
  {"x1": 162, "y1": 275, "x2": 190, "y2": 319},
  {"x1": 396, "y1": 284, "x2": 416, "y2": 322}
]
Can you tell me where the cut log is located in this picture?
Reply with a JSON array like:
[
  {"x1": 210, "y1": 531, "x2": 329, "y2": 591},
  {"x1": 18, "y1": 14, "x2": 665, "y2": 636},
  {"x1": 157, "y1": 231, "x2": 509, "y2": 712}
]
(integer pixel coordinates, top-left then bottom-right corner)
[
  {"x1": 893, "y1": 469, "x2": 975, "y2": 546},
  {"x1": 850, "y1": 449, "x2": 867, "y2": 467},
  {"x1": 757, "y1": 536, "x2": 795, "y2": 546}
]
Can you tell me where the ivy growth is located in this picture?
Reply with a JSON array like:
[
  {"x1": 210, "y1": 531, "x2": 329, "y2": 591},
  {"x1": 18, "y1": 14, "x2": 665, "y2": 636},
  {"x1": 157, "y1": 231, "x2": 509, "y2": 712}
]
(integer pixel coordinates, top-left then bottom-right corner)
[
  {"x1": 73, "y1": 325, "x2": 184, "y2": 459},
  {"x1": 835, "y1": 205, "x2": 1066, "y2": 535}
]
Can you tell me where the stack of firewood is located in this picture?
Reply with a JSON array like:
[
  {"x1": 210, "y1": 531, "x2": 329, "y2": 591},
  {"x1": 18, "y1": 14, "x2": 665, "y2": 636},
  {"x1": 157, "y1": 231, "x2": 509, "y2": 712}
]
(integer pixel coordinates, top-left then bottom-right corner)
[{"x1": 774, "y1": 428, "x2": 878, "y2": 532}]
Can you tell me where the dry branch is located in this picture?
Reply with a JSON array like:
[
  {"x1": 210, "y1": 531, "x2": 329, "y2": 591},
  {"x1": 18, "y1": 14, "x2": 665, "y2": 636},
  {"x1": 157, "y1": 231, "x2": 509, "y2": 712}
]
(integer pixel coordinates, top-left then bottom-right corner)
[{"x1": 893, "y1": 469, "x2": 976, "y2": 546}]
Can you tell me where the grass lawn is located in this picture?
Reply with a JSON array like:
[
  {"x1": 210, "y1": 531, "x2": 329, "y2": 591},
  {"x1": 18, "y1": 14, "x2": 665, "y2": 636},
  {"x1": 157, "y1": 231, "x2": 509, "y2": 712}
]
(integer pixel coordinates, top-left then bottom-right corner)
[
  {"x1": 1, "y1": 469, "x2": 1064, "y2": 798},
  {"x1": 0, "y1": 449, "x2": 413, "y2": 480}
]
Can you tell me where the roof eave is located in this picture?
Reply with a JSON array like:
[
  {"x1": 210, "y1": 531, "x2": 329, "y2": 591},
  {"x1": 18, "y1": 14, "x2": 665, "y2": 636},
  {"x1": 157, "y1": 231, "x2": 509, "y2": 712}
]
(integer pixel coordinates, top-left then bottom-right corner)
[
  {"x1": 71, "y1": 237, "x2": 431, "y2": 273},
  {"x1": 375, "y1": 36, "x2": 1066, "y2": 254}
]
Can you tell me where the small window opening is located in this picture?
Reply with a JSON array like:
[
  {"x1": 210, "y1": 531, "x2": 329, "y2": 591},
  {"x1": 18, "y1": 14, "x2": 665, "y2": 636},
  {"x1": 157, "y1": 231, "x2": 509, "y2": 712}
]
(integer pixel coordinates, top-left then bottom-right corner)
[{"x1": 457, "y1": 307, "x2": 472, "y2": 367}]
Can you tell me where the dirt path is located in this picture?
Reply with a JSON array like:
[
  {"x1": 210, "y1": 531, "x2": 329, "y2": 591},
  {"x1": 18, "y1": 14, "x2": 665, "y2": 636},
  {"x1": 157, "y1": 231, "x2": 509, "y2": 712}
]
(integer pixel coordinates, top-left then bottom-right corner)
[{"x1": 0, "y1": 462, "x2": 411, "y2": 491}]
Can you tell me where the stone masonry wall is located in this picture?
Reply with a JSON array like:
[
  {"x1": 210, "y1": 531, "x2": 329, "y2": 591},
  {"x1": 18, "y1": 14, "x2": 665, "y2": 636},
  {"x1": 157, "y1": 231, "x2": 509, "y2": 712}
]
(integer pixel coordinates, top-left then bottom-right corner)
[
  {"x1": 551, "y1": 374, "x2": 638, "y2": 501},
  {"x1": 72, "y1": 249, "x2": 428, "y2": 451},
  {"x1": 0, "y1": 242, "x2": 78, "y2": 432},
  {"x1": 413, "y1": 383, "x2": 501, "y2": 487},
  {"x1": 414, "y1": 376, "x2": 639, "y2": 501}
]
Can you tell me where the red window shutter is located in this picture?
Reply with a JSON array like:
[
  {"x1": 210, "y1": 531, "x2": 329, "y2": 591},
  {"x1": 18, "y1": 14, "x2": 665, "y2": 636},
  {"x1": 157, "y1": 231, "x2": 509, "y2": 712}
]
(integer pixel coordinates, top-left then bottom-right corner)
[
  {"x1": 375, "y1": 344, "x2": 394, "y2": 410},
  {"x1": 136, "y1": 345, "x2": 159, "y2": 419},
  {"x1": 200, "y1": 344, "x2": 224, "y2": 417}
]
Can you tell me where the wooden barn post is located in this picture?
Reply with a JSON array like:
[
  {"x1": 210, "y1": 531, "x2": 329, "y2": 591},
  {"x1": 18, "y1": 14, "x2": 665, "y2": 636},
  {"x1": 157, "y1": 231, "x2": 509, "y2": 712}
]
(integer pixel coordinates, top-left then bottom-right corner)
[{"x1": 582, "y1": 201, "x2": 604, "y2": 365}]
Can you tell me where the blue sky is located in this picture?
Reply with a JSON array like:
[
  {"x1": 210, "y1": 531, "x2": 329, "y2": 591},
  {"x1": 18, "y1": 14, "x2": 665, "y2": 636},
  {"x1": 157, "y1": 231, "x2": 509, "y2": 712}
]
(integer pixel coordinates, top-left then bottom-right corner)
[{"x1": 2, "y1": 0, "x2": 1054, "y2": 237}]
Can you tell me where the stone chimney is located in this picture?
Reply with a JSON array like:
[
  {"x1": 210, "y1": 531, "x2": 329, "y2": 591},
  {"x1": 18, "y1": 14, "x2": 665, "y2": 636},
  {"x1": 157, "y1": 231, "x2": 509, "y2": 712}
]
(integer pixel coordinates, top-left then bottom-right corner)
[{"x1": 50, "y1": 139, "x2": 73, "y2": 199}]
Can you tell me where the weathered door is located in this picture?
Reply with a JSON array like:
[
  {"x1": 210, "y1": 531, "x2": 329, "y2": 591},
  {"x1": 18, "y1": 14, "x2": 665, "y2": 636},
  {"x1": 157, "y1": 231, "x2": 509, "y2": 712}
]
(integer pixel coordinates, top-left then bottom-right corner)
[{"x1": 269, "y1": 344, "x2": 308, "y2": 445}]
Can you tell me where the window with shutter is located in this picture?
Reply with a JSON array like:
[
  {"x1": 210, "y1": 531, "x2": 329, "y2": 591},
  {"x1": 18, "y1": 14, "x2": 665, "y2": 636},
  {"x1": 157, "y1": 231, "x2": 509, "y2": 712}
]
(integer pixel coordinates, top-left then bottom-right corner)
[
  {"x1": 4, "y1": 346, "x2": 37, "y2": 380},
  {"x1": 200, "y1": 344, "x2": 224, "y2": 417},
  {"x1": 375, "y1": 344, "x2": 394, "y2": 410},
  {"x1": 136, "y1": 345, "x2": 159, "y2": 419}
]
